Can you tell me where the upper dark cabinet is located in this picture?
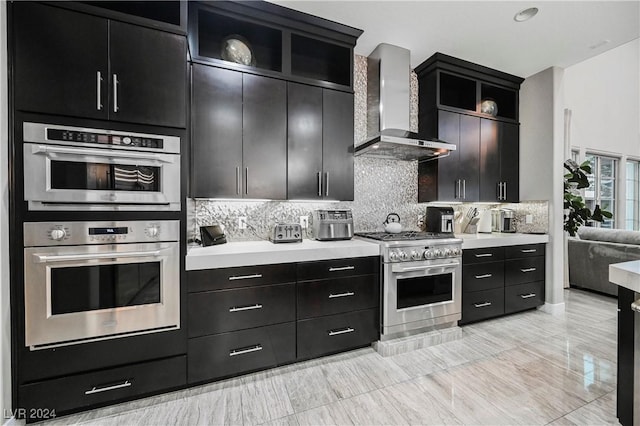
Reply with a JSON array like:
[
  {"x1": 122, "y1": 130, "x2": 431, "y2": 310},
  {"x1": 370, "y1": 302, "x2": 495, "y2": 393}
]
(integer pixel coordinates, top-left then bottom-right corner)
[
  {"x1": 12, "y1": 2, "x2": 187, "y2": 128},
  {"x1": 188, "y1": 1, "x2": 361, "y2": 90}
]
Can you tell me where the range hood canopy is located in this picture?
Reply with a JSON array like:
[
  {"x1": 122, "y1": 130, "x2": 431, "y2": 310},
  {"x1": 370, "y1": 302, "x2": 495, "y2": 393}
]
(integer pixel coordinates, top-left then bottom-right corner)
[{"x1": 355, "y1": 43, "x2": 456, "y2": 161}]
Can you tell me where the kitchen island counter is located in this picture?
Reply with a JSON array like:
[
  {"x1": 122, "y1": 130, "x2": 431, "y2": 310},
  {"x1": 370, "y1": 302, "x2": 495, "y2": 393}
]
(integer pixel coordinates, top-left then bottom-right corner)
[
  {"x1": 186, "y1": 239, "x2": 380, "y2": 270},
  {"x1": 459, "y1": 232, "x2": 549, "y2": 250}
]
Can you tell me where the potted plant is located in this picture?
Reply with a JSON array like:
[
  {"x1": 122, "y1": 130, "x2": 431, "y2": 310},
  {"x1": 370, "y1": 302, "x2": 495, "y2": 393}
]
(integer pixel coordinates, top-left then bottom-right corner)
[{"x1": 563, "y1": 159, "x2": 612, "y2": 237}]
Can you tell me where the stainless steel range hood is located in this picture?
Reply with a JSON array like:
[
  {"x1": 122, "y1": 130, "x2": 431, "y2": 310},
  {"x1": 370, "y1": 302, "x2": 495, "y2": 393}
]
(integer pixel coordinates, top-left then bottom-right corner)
[{"x1": 355, "y1": 43, "x2": 456, "y2": 161}]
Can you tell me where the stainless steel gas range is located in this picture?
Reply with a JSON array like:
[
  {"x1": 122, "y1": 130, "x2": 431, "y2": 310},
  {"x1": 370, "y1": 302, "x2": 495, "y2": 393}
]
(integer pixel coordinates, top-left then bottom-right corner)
[{"x1": 355, "y1": 231, "x2": 463, "y2": 341}]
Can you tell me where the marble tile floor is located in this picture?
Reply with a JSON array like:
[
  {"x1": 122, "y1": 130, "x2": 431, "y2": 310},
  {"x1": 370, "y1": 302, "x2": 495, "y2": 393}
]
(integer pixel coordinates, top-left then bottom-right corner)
[{"x1": 33, "y1": 289, "x2": 620, "y2": 426}]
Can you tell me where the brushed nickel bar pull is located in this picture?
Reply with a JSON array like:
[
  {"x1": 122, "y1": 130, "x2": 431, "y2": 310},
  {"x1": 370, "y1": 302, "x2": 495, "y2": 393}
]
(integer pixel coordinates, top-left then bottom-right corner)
[
  {"x1": 229, "y1": 304, "x2": 263, "y2": 312},
  {"x1": 318, "y1": 172, "x2": 322, "y2": 197},
  {"x1": 462, "y1": 179, "x2": 466, "y2": 199},
  {"x1": 325, "y1": 172, "x2": 329, "y2": 197},
  {"x1": 228, "y1": 273, "x2": 263, "y2": 281},
  {"x1": 96, "y1": 71, "x2": 103, "y2": 111},
  {"x1": 245, "y1": 167, "x2": 249, "y2": 195},
  {"x1": 475, "y1": 253, "x2": 493, "y2": 258},
  {"x1": 113, "y1": 74, "x2": 119, "y2": 113},
  {"x1": 229, "y1": 345, "x2": 262, "y2": 357},
  {"x1": 329, "y1": 292, "x2": 355, "y2": 299},
  {"x1": 474, "y1": 302, "x2": 492, "y2": 308},
  {"x1": 85, "y1": 380, "x2": 131, "y2": 395},
  {"x1": 475, "y1": 274, "x2": 493, "y2": 279},
  {"x1": 521, "y1": 249, "x2": 537, "y2": 253},
  {"x1": 35, "y1": 250, "x2": 163, "y2": 263},
  {"x1": 329, "y1": 266, "x2": 355, "y2": 272},
  {"x1": 503, "y1": 181, "x2": 508, "y2": 200},
  {"x1": 521, "y1": 268, "x2": 537, "y2": 273},
  {"x1": 520, "y1": 293, "x2": 537, "y2": 299},
  {"x1": 497, "y1": 182, "x2": 501, "y2": 200},
  {"x1": 328, "y1": 327, "x2": 354, "y2": 336},
  {"x1": 236, "y1": 167, "x2": 240, "y2": 195},
  {"x1": 455, "y1": 179, "x2": 460, "y2": 199}
]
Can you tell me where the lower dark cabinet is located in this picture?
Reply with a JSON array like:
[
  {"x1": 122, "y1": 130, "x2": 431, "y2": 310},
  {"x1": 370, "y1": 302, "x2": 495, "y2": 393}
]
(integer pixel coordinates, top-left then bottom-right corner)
[
  {"x1": 297, "y1": 308, "x2": 378, "y2": 360},
  {"x1": 19, "y1": 356, "x2": 186, "y2": 421},
  {"x1": 505, "y1": 257, "x2": 545, "y2": 286},
  {"x1": 188, "y1": 322, "x2": 295, "y2": 384},
  {"x1": 297, "y1": 275, "x2": 378, "y2": 319},
  {"x1": 460, "y1": 288, "x2": 505, "y2": 324},
  {"x1": 505, "y1": 281, "x2": 543, "y2": 314}
]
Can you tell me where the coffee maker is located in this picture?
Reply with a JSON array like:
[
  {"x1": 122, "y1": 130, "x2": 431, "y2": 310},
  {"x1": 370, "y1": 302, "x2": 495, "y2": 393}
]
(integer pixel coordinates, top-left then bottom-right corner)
[
  {"x1": 491, "y1": 208, "x2": 516, "y2": 233},
  {"x1": 425, "y1": 206, "x2": 455, "y2": 234}
]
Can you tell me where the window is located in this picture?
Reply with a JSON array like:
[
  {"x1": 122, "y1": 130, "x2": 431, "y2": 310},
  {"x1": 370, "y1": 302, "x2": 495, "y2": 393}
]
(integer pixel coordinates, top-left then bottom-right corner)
[
  {"x1": 585, "y1": 154, "x2": 617, "y2": 228},
  {"x1": 627, "y1": 160, "x2": 640, "y2": 230}
]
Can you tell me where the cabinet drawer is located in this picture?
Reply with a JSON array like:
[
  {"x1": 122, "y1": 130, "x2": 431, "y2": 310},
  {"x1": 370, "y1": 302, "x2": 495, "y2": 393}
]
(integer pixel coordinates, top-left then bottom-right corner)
[
  {"x1": 19, "y1": 356, "x2": 186, "y2": 421},
  {"x1": 297, "y1": 308, "x2": 378, "y2": 360},
  {"x1": 505, "y1": 281, "x2": 544, "y2": 314},
  {"x1": 297, "y1": 256, "x2": 379, "y2": 281},
  {"x1": 462, "y1": 262, "x2": 504, "y2": 293},
  {"x1": 461, "y1": 288, "x2": 504, "y2": 324},
  {"x1": 187, "y1": 263, "x2": 296, "y2": 292},
  {"x1": 505, "y1": 244, "x2": 545, "y2": 259},
  {"x1": 505, "y1": 257, "x2": 545, "y2": 286},
  {"x1": 188, "y1": 322, "x2": 295, "y2": 384},
  {"x1": 463, "y1": 247, "x2": 504, "y2": 264},
  {"x1": 188, "y1": 283, "x2": 295, "y2": 337},
  {"x1": 297, "y1": 275, "x2": 379, "y2": 319}
]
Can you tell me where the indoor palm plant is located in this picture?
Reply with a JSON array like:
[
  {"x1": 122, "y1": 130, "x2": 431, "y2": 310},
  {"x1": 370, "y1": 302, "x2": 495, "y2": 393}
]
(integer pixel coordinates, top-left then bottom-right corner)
[{"x1": 563, "y1": 159, "x2": 612, "y2": 236}]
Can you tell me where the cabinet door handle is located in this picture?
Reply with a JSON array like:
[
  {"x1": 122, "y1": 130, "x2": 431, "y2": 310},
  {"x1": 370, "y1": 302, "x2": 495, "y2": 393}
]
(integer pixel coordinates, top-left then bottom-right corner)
[
  {"x1": 496, "y1": 182, "x2": 501, "y2": 200},
  {"x1": 475, "y1": 253, "x2": 493, "y2": 258},
  {"x1": 328, "y1": 327, "x2": 355, "y2": 336},
  {"x1": 329, "y1": 292, "x2": 355, "y2": 299},
  {"x1": 325, "y1": 172, "x2": 330, "y2": 197},
  {"x1": 462, "y1": 179, "x2": 466, "y2": 199},
  {"x1": 521, "y1": 268, "x2": 537, "y2": 273},
  {"x1": 474, "y1": 274, "x2": 493, "y2": 279},
  {"x1": 317, "y1": 172, "x2": 322, "y2": 197},
  {"x1": 474, "y1": 302, "x2": 492, "y2": 308},
  {"x1": 229, "y1": 303, "x2": 263, "y2": 312},
  {"x1": 236, "y1": 167, "x2": 241, "y2": 195},
  {"x1": 228, "y1": 273, "x2": 263, "y2": 281},
  {"x1": 85, "y1": 380, "x2": 131, "y2": 395},
  {"x1": 329, "y1": 266, "x2": 355, "y2": 272},
  {"x1": 96, "y1": 71, "x2": 103, "y2": 111},
  {"x1": 113, "y1": 73, "x2": 119, "y2": 113},
  {"x1": 520, "y1": 293, "x2": 537, "y2": 299},
  {"x1": 503, "y1": 181, "x2": 508, "y2": 200},
  {"x1": 245, "y1": 167, "x2": 249, "y2": 195},
  {"x1": 521, "y1": 249, "x2": 537, "y2": 253},
  {"x1": 229, "y1": 344, "x2": 262, "y2": 357}
]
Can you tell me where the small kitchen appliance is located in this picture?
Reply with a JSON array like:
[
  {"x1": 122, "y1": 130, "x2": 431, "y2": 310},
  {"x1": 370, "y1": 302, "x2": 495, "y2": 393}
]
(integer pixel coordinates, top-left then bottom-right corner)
[
  {"x1": 425, "y1": 206, "x2": 455, "y2": 234},
  {"x1": 200, "y1": 224, "x2": 227, "y2": 246},
  {"x1": 270, "y1": 223, "x2": 303, "y2": 243},
  {"x1": 383, "y1": 213, "x2": 402, "y2": 233},
  {"x1": 492, "y1": 208, "x2": 516, "y2": 233},
  {"x1": 312, "y1": 209, "x2": 353, "y2": 241},
  {"x1": 476, "y1": 209, "x2": 493, "y2": 233}
]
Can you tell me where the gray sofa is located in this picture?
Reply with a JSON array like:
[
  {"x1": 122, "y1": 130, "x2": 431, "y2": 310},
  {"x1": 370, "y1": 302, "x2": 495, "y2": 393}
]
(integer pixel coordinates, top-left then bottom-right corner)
[{"x1": 568, "y1": 227, "x2": 640, "y2": 297}]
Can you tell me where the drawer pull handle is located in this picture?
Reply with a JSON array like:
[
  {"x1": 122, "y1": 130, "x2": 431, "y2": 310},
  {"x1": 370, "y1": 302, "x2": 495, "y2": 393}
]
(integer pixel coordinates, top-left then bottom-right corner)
[
  {"x1": 230, "y1": 344, "x2": 263, "y2": 357},
  {"x1": 329, "y1": 292, "x2": 355, "y2": 299},
  {"x1": 521, "y1": 268, "x2": 537, "y2": 273},
  {"x1": 328, "y1": 327, "x2": 355, "y2": 336},
  {"x1": 520, "y1": 293, "x2": 537, "y2": 299},
  {"x1": 229, "y1": 274, "x2": 263, "y2": 281},
  {"x1": 475, "y1": 254, "x2": 493, "y2": 258},
  {"x1": 474, "y1": 274, "x2": 493, "y2": 279},
  {"x1": 329, "y1": 266, "x2": 355, "y2": 272},
  {"x1": 85, "y1": 380, "x2": 131, "y2": 395},
  {"x1": 521, "y1": 249, "x2": 537, "y2": 253},
  {"x1": 229, "y1": 304, "x2": 263, "y2": 313},
  {"x1": 474, "y1": 302, "x2": 492, "y2": 308}
]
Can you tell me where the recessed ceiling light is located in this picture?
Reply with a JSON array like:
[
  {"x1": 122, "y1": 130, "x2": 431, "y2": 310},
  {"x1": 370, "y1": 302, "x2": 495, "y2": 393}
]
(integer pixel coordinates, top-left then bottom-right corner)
[{"x1": 514, "y1": 7, "x2": 539, "y2": 22}]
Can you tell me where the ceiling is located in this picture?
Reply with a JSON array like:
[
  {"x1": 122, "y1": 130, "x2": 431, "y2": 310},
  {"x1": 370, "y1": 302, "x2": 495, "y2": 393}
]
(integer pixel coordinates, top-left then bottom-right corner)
[{"x1": 268, "y1": 1, "x2": 640, "y2": 78}]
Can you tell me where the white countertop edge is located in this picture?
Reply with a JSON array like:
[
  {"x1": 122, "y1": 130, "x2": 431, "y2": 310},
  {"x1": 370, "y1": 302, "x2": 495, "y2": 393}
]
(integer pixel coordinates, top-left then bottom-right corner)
[
  {"x1": 609, "y1": 260, "x2": 640, "y2": 293},
  {"x1": 186, "y1": 239, "x2": 381, "y2": 270},
  {"x1": 459, "y1": 233, "x2": 549, "y2": 249}
]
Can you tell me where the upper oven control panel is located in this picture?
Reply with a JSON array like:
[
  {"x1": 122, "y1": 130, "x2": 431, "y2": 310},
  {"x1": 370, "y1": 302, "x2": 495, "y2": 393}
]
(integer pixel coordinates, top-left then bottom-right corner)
[
  {"x1": 47, "y1": 129, "x2": 164, "y2": 149},
  {"x1": 23, "y1": 220, "x2": 180, "y2": 247}
]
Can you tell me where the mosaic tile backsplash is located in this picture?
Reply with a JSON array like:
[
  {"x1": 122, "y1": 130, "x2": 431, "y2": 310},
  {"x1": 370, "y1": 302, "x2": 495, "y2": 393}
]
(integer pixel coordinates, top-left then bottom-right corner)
[{"x1": 189, "y1": 54, "x2": 549, "y2": 242}]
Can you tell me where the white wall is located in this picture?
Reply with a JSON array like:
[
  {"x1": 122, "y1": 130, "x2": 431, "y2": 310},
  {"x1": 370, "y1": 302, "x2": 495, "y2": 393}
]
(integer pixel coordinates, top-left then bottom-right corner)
[
  {"x1": 520, "y1": 67, "x2": 566, "y2": 312},
  {"x1": 0, "y1": 1, "x2": 11, "y2": 421}
]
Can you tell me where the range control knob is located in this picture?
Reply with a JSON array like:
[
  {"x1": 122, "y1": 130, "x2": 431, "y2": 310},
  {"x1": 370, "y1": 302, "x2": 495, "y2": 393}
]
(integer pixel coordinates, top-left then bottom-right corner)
[
  {"x1": 122, "y1": 136, "x2": 132, "y2": 145},
  {"x1": 398, "y1": 251, "x2": 409, "y2": 261},
  {"x1": 434, "y1": 249, "x2": 444, "y2": 258},
  {"x1": 453, "y1": 248, "x2": 462, "y2": 256},
  {"x1": 411, "y1": 250, "x2": 423, "y2": 260},
  {"x1": 424, "y1": 249, "x2": 435, "y2": 260},
  {"x1": 50, "y1": 228, "x2": 66, "y2": 241},
  {"x1": 146, "y1": 226, "x2": 160, "y2": 238},
  {"x1": 389, "y1": 251, "x2": 399, "y2": 262},
  {"x1": 443, "y1": 248, "x2": 452, "y2": 257}
]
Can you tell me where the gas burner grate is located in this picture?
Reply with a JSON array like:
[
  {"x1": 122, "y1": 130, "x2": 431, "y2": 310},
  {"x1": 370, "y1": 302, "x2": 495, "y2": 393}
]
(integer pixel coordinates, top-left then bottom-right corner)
[{"x1": 355, "y1": 231, "x2": 455, "y2": 241}]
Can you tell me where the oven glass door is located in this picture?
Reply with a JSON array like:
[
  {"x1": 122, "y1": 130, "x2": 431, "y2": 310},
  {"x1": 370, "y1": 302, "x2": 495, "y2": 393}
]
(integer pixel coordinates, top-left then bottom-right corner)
[
  {"x1": 24, "y1": 242, "x2": 180, "y2": 349},
  {"x1": 23, "y1": 143, "x2": 180, "y2": 210},
  {"x1": 396, "y1": 273, "x2": 453, "y2": 309}
]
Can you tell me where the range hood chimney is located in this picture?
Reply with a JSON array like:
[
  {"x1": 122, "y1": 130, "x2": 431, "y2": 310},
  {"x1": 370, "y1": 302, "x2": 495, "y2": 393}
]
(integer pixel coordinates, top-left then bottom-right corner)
[{"x1": 355, "y1": 43, "x2": 456, "y2": 161}]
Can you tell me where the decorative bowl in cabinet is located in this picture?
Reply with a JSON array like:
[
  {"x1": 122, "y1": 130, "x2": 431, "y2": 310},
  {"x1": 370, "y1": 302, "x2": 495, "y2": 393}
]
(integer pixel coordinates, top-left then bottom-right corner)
[
  {"x1": 221, "y1": 35, "x2": 256, "y2": 67},
  {"x1": 481, "y1": 98, "x2": 498, "y2": 117}
]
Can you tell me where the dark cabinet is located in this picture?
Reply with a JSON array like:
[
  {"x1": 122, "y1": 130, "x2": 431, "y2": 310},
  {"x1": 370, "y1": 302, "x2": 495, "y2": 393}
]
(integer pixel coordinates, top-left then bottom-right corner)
[
  {"x1": 479, "y1": 119, "x2": 520, "y2": 202},
  {"x1": 287, "y1": 83, "x2": 354, "y2": 201},
  {"x1": 190, "y1": 64, "x2": 286, "y2": 199},
  {"x1": 13, "y1": 2, "x2": 186, "y2": 128}
]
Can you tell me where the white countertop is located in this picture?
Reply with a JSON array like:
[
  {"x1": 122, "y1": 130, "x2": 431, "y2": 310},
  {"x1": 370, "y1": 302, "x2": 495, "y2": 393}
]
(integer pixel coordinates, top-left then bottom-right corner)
[
  {"x1": 186, "y1": 239, "x2": 380, "y2": 270},
  {"x1": 459, "y1": 232, "x2": 549, "y2": 249},
  {"x1": 609, "y1": 261, "x2": 640, "y2": 293}
]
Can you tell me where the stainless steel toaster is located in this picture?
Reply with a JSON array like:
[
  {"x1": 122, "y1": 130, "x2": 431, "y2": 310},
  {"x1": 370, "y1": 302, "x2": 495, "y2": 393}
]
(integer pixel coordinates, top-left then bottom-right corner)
[
  {"x1": 312, "y1": 209, "x2": 354, "y2": 241},
  {"x1": 270, "y1": 223, "x2": 302, "y2": 243}
]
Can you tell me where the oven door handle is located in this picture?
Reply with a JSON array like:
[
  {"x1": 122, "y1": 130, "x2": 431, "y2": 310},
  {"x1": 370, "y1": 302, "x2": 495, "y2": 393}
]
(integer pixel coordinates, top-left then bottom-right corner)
[
  {"x1": 30, "y1": 144, "x2": 176, "y2": 164},
  {"x1": 393, "y1": 262, "x2": 460, "y2": 274},
  {"x1": 33, "y1": 249, "x2": 167, "y2": 263}
]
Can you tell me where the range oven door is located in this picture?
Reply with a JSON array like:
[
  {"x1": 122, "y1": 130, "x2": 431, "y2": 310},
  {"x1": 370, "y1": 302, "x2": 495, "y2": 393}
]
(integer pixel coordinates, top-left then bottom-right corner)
[
  {"x1": 24, "y1": 242, "x2": 180, "y2": 349},
  {"x1": 383, "y1": 259, "x2": 462, "y2": 337},
  {"x1": 23, "y1": 143, "x2": 180, "y2": 211}
]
